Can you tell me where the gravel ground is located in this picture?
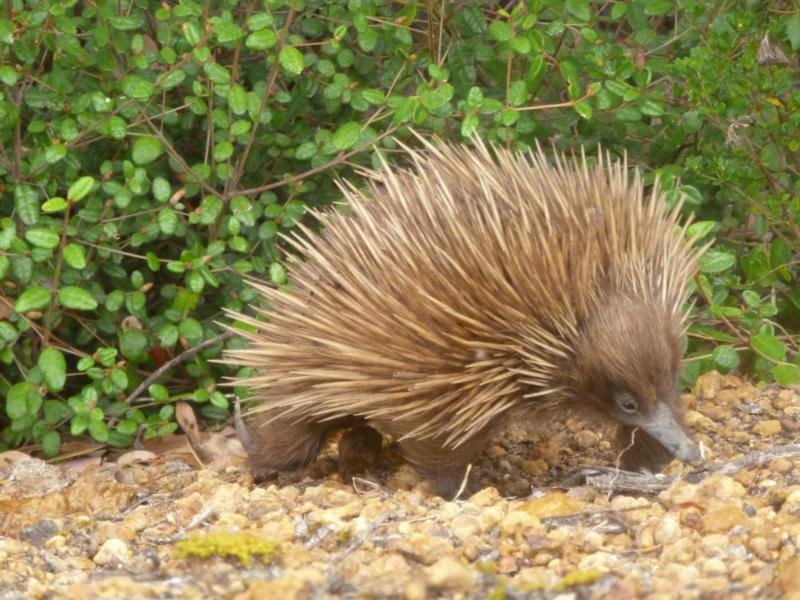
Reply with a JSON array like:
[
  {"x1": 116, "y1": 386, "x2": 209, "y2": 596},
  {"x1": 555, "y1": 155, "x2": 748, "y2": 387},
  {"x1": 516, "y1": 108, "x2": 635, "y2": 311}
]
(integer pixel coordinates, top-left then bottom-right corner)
[{"x1": 2, "y1": 371, "x2": 800, "y2": 599}]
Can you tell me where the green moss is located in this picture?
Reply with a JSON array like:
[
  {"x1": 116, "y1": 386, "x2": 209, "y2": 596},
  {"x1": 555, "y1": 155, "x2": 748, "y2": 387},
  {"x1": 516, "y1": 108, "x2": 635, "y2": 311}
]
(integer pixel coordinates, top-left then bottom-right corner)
[
  {"x1": 175, "y1": 532, "x2": 279, "y2": 567},
  {"x1": 554, "y1": 568, "x2": 603, "y2": 591},
  {"x1": 476, "y1": 559, "x2": 498, "y2": 575}
]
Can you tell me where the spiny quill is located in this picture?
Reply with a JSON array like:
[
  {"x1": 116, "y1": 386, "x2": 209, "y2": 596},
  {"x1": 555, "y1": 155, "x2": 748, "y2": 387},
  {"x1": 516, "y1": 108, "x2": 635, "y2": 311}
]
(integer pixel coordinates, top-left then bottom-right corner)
[{"x1": 224, "y1": 134, "x2": 708, "y2": 496}]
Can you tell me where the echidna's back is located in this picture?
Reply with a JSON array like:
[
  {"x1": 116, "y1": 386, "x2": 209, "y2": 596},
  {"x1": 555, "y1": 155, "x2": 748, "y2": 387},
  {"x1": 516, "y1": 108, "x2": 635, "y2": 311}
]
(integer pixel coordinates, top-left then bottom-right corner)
[{"x1": 227, "y1": 138, "x2": 696, "y2": 446}]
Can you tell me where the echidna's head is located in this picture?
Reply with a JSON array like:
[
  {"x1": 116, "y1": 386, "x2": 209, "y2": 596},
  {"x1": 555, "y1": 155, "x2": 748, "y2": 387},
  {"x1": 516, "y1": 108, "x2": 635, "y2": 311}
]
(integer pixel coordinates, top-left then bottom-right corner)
[{"x1": 570, "y1": 294, "x2": 700, "y2": 467}]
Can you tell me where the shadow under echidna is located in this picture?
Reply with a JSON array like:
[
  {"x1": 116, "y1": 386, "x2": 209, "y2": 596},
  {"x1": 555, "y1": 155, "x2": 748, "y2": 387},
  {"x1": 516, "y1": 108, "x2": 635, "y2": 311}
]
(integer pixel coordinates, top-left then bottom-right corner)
[{"x1": 225, "y1": 134, "x2": 708, "y2": 497}]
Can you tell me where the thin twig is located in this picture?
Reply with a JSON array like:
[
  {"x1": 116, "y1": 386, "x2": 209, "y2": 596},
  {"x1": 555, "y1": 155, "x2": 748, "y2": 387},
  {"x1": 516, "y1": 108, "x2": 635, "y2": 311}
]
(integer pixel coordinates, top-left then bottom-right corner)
[{"x1": 125, "y1": 331, "x2": 235, "y2": 405}]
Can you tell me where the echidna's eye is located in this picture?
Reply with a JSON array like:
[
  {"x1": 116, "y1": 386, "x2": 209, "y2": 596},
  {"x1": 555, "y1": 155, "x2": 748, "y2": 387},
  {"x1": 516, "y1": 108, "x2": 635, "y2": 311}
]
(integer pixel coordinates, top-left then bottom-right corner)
[{"x1": 614, "y1": 391, "x2": 639, "y2": 414}]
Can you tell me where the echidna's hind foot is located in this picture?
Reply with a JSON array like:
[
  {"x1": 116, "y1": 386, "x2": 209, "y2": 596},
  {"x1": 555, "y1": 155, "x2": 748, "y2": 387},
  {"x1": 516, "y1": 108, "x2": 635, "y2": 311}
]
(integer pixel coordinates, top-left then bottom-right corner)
[
  {"x1": 245, "y1": 416, "x2": 355, "y2": 482},
  {"x1": 616, "y1": 425, "x2": 675, "y2": 472},
  {"x1": 399, "y1": 435, "x2": 488, "y2": 499}
]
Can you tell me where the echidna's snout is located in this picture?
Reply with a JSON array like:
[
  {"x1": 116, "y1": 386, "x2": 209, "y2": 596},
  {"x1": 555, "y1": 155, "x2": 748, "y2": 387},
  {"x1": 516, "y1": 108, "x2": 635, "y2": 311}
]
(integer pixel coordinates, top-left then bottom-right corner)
[{"x1": 640, "y1": 403, "x2": 701, "y2": 464}]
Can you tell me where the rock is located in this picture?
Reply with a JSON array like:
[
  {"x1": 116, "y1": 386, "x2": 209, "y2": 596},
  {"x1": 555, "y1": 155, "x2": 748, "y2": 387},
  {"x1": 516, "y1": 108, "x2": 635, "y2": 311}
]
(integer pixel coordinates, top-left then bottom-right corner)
[
  {"x1": 683, "y1": 410, "x2": 718, "y2": 432},
  {"x1": 701, "y1": 506, "x2": 748, "y2": 533},
  {"x1": 486, "y1": 444, "x2": 507, "y2": 458},
  {"x1": 702, "y1": 557, "x2": 727, "y2": 576},
  {"x1": 499, "y1": 510, "x2": 542, "y2": 536},
  {"x1": 660, "y1": 538, "x2": 695, "y2": 564},
  {"x1": 19, "y1": 519, "x2": 60, "y2": 547},
  {"x1": 477, "y1": 505, "x2": 505, "y2": 533},
  {"x1": 519, "y1": 492, "x2": 586, "y2": 519},
  {"x1": 93, "y1": 538, "x2": 132, "y2": 568},
  {"x1": 780, "y1": 488, "x2": 800, "y2": 515},
  {"x1": 468, "y1": 487, "x2": 501, "y2": 507},
  {"x1": 243, "y1": 568, "x2": 324, "y2": 599},
  {"x1": 450, "y1": 515, "x2": 481, "y2": 542},
  {"x1": 698, "y1": 534, "x2": 730, "y2": 557},
  {"x1": 521, "y1": 459, "x2": 549, "y2": 477},
  {"x1": 696, "y1": 371, "x2": 723, "y2": 400},
  {"x1": 513, "y1": 566, "x2": 551, "y2": 590},
  {"x1": 778, "y1": 557, "x2": 800, "y2": 595},
  {"x1": 753, "y1": 419, "x2": 782, "y2": 436},
  {"x1": 424, "y1": 556, "x2": 475, "y2": 592},
  {"x1": 653, "y1": 513, "x2": 682, "y2": 545},
  {"x1": 573, "y1": 430, "x2": 598, "y2": 448}
]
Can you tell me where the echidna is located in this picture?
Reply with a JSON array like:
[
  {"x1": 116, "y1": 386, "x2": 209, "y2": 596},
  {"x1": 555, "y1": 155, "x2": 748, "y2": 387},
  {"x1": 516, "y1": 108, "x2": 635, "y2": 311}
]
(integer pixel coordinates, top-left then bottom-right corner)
[{"x1": 227, "y1": 135, "x2": 705, "y2": 496}]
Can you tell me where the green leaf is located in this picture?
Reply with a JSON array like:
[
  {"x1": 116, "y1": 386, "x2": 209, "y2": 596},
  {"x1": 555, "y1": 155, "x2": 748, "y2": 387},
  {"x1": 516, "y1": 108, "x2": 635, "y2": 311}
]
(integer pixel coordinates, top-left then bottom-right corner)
[
  {"x1": 699, "y1": 251, "x2": 735, "y2": 274},
  {"x1": 644, "y1": 0, "x2": 672, "y2": 16},
  {"x1": 149, "y1": 383, "x2": 169, "y2": 402},
  {"x1": 25, "y1": 228, "x2": 60, "y2": 250},
  {"x1": 41, "y1": 431, "x2": 61, "y2": 457},
  {"x1": 15, "y1": 286, "x2": 51, "y2": 313},
  {"x1": 639, "y1": 100, "x2": 664, "y2": 117},
  {"x1": 247, "y1": 13, "x2": 273, "y2": 31},
  {"x1": 566, "y1": 0, "x2": 592, "y2": 22},
  {"x1": 362, "y1": 88, "x2": 385, "y2": 105},
  {"x1": 228, "y1": 85, "x2": 248, "y2": 115},
  {"x1": 770, "y1": 237, "x2": 792, "y2": 282},
  {"x1": 42, "y1": 197, "x2": 68, "y2": 213},
  {"x1": 358, "y1": 27, "x2": 378, "y2": 52},
  {"x1": 421, "y1": 83, "x2": 454, "y2": 110},
  {"x1": 787, "y1": 15, "x2": 800, "y2": 51},
  {"x1": 15, "y1": 186, "x2": 39, "y2": 225},
  {"x1": 121, "y1": 75, "x2": 155, "y2": 99},
  {"x1": 214, "y1": 141, "x2": 234, "y2": 162},
  {"x1": 152, "y1": 177, "x2": 172, "y2": 202},
  {"x1": 488, "y1": 20, "x2": 512, "y2": 42},
  {"x1": 332, "y1": 122, "x2": 361, "y2": 150},
  {"x1": 68, "y1": 176, "x2": 96, "y2": 202},
  {"x1": 461, "y1": 113, "x2": 479, "y2": 137},
  {"x1": 44, "y1": 144, "x2": 67, "y2": 164},
  {"x1": 203, "y1": 62, "x2": 231, "y2": 84},
  {"x1": 158, "y1": 208, "x2": 179, "y2": 234},
  {"x1": 269, "y1": 262, "x2": 286, "y2": 284},
  {"x1": 246, "y1": 29, "x2": 278, "y2": 50},
  {"x1": 574, "y1": 100, "x2": 593, "y2": 120},
  {"x1": 558, "y1": 59, "x2": 581, "y2": 99},
  {"x1": 712, "y1": 345, "x2": 740, "y2": 371},
  {"x1": 507, "y1": 80, "x2": 527, "y2": 106},
  {"x1": 295, "y1": 141, "x2": 318, "y2": 160},
  {"x1": 120, "y1": 329, "x2": 148, "y2": 360},
  {"x1": 0, "y1": 65, "x2": 19, "y2": 85},
  {"x1": 686, "y1": 221, "x2": 716, "y2": 239},
  {"x1": 6, "y1": 382, "x2": 34, "y2": 419},
  {"x1": 213, "y1": 21, "x2": 243, "y2": 43},
  {"x1": 58, "y1": 286, "x2": 99, "y2": 310},
  {"x1": 63, "y1": 243, "x2": 86, "y2": 269},
  {"x1": 132, "y1": 136, "x2": 164, "y2": 165},
  {"x1": 750, "y1": 333, "x2": 786, "y2": 363},
  {"x1": 39, "y1": 347, "x2": 67, "y2": 392},
  {"x1": 773, "y1": 364, "x2": 800, "y2": 385},
  {"x1": 89, "y1": 419, "x2": 109, "y2": 442},
  {"x1": 279, "y1": 46, "x2": 304, "y2": 75}
]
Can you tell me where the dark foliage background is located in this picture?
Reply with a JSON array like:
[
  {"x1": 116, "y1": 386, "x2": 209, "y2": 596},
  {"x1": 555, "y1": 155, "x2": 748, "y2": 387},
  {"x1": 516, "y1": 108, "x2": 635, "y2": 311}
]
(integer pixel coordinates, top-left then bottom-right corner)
[{"x1": 1, "y1": 0, "x2": 798, "y2": 455}]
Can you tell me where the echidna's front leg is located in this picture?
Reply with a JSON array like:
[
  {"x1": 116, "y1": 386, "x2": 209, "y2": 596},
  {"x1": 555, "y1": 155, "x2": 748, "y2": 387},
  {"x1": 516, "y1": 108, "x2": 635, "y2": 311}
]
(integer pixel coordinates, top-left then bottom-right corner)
[
  {"x1": 245, "y1": 416, "x2": 352, "y2": 482},
  {"x1": 399, "y1": 435, "x2": 488, "y2": 498}
]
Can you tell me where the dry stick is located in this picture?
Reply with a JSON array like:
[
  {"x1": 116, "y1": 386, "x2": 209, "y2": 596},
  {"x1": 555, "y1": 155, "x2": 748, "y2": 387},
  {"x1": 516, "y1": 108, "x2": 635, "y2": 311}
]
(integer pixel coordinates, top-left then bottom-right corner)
[
  {"x1": 563, "y1": 442, "x2": 800, "y2": 494},
  {"x1": 125, "y1": 331, "x2": 235, "y2": 405},
  {"x1": 452, "y1": 463, "x2": 474, "y2": 502}
]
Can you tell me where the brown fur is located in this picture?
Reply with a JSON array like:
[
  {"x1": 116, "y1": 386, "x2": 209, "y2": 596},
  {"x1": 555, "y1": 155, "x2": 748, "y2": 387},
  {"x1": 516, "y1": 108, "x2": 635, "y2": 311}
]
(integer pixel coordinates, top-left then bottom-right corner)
[{"x1": 226, "y1": 136, "x2": 706, "y2": 496}]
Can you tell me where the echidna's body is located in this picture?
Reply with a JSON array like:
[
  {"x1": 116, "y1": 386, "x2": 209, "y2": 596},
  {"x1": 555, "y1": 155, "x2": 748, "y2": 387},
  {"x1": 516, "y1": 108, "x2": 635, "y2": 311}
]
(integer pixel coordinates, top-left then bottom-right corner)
[{"x1": 228, "y1": 137, "x2": 704, "y2": 495}]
